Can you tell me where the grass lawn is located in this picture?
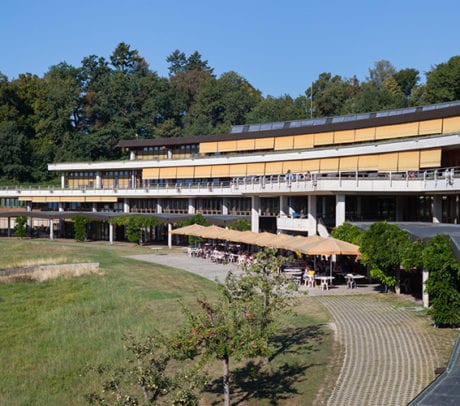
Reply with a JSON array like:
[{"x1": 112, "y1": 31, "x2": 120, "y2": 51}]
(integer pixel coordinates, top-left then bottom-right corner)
[{"x1": 0, "y1": 239, "x2": 335, "y2": 405}]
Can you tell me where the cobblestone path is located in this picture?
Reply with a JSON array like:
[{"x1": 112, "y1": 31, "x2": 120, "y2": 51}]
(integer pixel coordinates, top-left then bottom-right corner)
[{"x1": 316, "y1": 296, "x2": 440, "y2": 406}]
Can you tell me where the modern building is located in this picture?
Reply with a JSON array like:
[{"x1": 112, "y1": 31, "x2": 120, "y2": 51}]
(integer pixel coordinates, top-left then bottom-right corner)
[{"x1": 1, "y1": 100, "x2": 460, "y2": 243}]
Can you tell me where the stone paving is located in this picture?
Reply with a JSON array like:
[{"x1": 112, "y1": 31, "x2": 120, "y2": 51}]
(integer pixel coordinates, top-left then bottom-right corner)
[
  {"x1": 316, "y1": 296, "x2": 440, "y2": 406},
  {"x1": 129, "y1": 251, "x2": 446, "y2": 405}
]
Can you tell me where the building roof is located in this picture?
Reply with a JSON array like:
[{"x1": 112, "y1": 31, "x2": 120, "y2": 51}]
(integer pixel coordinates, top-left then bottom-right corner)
[{"x1": 118, "y1": 101, "x2": 460, "y2": 149}]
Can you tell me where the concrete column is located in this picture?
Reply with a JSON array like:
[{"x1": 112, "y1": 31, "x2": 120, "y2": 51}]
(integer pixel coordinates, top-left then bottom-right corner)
[
  {"x1": 58, "y1": 203, "x2": 64, "y2": 212},
  {"x1": 123, "y1": 198, "x2": 130, "y2": 213},
  {"x1": 130, "y1": 151, "x2": 136, "y2": 160},
  {"x1": 279, "y1": 195, "x2": 288, "y2": 217},
  {"x1": 7, "y1": 217, "x2": 11, "y2": 237},
  {"x1": 168, "y1": 223, "x2": 172, "y2": 249},
  {"x1": 109, "y1": 223, "x2": 114, "y2": 245},
  {"x1": 156, "y1": 199, "x2": 163, "y2": 214},
  {"x1": 336, "y1": 194, "x2": 346, "y2": 227},
  {"x1": 251, "y1": 196, "x2": 260, "y2": 233},
  {"x1": 308, "y1": 195, "x2": 317, "y2": 236},
  {"x1": 131, "y1": 172, "x2": 136, "y2": 189},
  {"x1": 222, "y1": 197, "x2": 229, "y2": 215},
  {"x1": 188, "y1": 198, "x2": 195, "y2": 214},
  {"x1": 61, "y1": 173, "x2": 66, "y2": 189},
  {"x1": 432, "y1": 195, "x2": 442, "y2": 223},
  {"x1": 26, "y1": 203, "x2": 32, "y2": 231},
  {"x1": 422, "y1": 270, "x2": 429, "y2": 308},
  {"x1": 96, "y1": 172, "x2": 102, "y2": 189},
  {"x1": 49, "y1": 219, "x2": 54, "y2": 240},
  {"x1": 92, "y1": 203, "x2": 97, "y2": 213}
]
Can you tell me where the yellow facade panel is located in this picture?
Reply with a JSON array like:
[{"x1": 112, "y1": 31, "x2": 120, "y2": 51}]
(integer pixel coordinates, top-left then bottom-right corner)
[
  {"x1": 378, "y1": 153, "x2": 399, "y2": 171},
  {"x1": 314, "y1": 131, "x2": 334, "y2": 146},
  {"x1": 59, "y1": 196, "x2": 86, "y2": 202},
  {"x1": 218, "y1": 140, "x2": 237, "y2": 152},
  {"x1": 265, "y1": 161, "x2": 284, "y2": 175},
  {"x1": 229, "y1": 164, "x2": 247, "y2": 177},
  {"x1": 194, "y1": 165, "x2": 212, "y2": 178},
  {"x1": 85, "y1": 196, "x2": 119, "y2": 203},
  {"x1": 31, "y1": 197, "x2": 48, "y2": 202},
  {"x1": 282, "y1": 160, "x2": 303, "y2": 173},
  {"x1": 302, "y1": 159, "x2": 320, "y2": 172},
  {"x1": 320, "y1": 157, "x2": 339, "y2": 172},
  {"x1": 199, "y1": 141, "x2": 218, "y2": 154},
  {"x1": 420, "y1": 149, "x2": 441, "y2": 168},
  {"x1": 335, "y1": 129, "x2": 355, "y2": 144},
  {"x1": 176, "y1": 166, "x2": 194, "y2": 178},
  {"x1": 274, "y1": 136, "x2": 294, "y2": 150},
  {"x1": 358, "y1": 155, "x2": 378, "y2": 171},
  {"x1": 355, "y1": 127, "x2": 375, "y2": 142},
  {"x1": 254, "y1": 137, "x2": 274, "y2": 149},
  {"x1": 376, "y1": 122, "x2": 419, "y2": 140},
  {"x1": 159, "y1": 167, "x2": 177, "y2": 179},
  {"x1": 237, "y1": 139, "x2": 255, "y2": 151},
  {"x1": 418, "y1": 119, "x2": 442, "y2": 135},
  {"x1": 293, "y1": 134, "x2": 314, "y2": 149},
  {"x1": 339, "y1": 156, "x2": 359, "y2": 172},
  {"x1": 246, "y1": 162, "x2": 265, "y2": 176},
  {"x1": 442, "y1": 116, "x2": 460, "y2": 134},
  {"x1": 211, "y1": 165, "x2": 230, "y2": 177},
  {"x1": 398, "y1": 151, "x2": 420, "y2": 171},
  {"x1": 142, "y1": 168, "x2": 159, "y2": 179}
]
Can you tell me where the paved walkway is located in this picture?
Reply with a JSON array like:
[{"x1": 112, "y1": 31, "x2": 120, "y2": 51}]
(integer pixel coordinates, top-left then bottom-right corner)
[
  {"x1": 129, "y1": 251, "x2": 449, "y2": 405},
  {"x1": 317, "y1": 296, "x2": 441, "y2": 406}
]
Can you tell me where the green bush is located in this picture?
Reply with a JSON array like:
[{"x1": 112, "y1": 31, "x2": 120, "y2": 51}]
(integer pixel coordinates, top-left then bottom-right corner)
[
  {"x1": 422, "y1": 234, "x2": 460, "y2": 327},
  {"x1": 73, "y1": 216, "x2": 89, "y2": 242}
]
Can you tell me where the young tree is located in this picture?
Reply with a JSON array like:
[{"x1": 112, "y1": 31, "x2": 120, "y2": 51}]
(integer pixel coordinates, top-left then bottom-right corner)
[
  {"x1": 170, "y1": 249, "x2": 293, "y2": 406},
  {"x1": 14, "y1": 215, "x2": 27, "y2": 238},
  {"x1": 331, "y1": 222, "x2": 365, "y2": 246}
]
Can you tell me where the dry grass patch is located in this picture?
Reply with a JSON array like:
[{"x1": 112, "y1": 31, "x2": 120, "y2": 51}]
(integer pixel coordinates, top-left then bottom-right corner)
[{"x1": 0, "y1": 263, "x2": 103, "y2": 283}]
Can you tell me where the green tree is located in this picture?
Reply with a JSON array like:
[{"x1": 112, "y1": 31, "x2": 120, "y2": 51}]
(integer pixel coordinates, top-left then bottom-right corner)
[
  {"x1": 14, "y1": 215, "x2": 27, "y2": 238},
  {"x1": 245, "y1": 95, "x2": 308, "y2": 124},
  {"x1": 331, "y1": 222, "x2": 365, "y2": 246},
  {"x1": 227, "y1": 218, "x2": 251, "y2": 231},
  {"x1": 170, "y1": 249, "x2": 292, "y2": 406},
  {"x1": 425, "y1": 56, "x2": 460, "y2": 103},
  {"x1": 0, "y1": 121, "x2": 29, "y2": 181},
  {"x1": 422, "y1": 234, "x2": 460, "y2": 327},
  {"x1": 73, "y1": 215, "x2": 89, "y2": 242},
  {"x1": 87, "y1": 334, "x2": 206, "y2": 405},
  {"x1": 177, "y1": 214, "x2": 210, "y2": 246},
  {"x1": 111, "y1": 215, "x2": 160, "y2": 244},
  {"x1": 360, "y1": 222, "x2": 412, "y2": 291}
]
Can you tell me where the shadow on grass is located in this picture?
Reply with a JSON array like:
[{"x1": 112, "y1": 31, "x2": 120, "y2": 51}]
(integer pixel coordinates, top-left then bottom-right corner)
[{"x1": 206, "y1": 325, "x2": 326, "y2": 405}]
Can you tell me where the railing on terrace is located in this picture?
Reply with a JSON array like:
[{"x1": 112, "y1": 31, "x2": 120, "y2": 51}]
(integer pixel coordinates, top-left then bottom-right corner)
[{"x1": 1, "y1": 166, "x2": 459, "y2": 193}]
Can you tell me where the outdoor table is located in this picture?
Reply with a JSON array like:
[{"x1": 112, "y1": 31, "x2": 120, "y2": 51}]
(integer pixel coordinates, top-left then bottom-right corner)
[
  {"x1": 315, "y1": 275, "x2": 335, "y2": 291},
  {"x1": 283, "y1": 268, "x2": 303, "y2": 284},
  {"x1": 346, "y1": 273, "x2": 365, "y2": 289}
]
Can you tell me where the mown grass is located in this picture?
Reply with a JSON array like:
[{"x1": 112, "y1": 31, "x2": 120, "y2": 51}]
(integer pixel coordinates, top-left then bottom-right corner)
[{"x1": 0, "y1": 239, "x2": 335, "y2": 405}]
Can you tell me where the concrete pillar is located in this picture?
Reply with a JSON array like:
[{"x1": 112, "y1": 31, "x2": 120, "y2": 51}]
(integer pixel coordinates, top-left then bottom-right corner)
[
  {"x1": 26, "y1": 203, "x2": 32, "y2": 231},
  {"x1": 422, "y1": 270, "x2": 429, "y2": 309},
  {"x1": 131, "y1": 172, "x2": 136, "y2": 189},
  {"x1": 168, "y1": 223, "x2": 172, "y2": 249},
  {"x1": 92, "y1": 203, "x2": 97, "y2": 213},
  {"x1": 432, "y1": 195, "x2": 442, "y2": 223},
  {"x1": 279, "y1": 195, "x2": 288, "y2": 217},
  {"x1": 156, "y1": 199, "x2": 163, "y2": 214},
  {"x1": 61, "y1": 173, "x2": 66, "y2": 189},
  {"x1": 109, "y1": 223, "x2": 114, "y2": 245},
  {"x1": 308, "y1": 195, "x2": 317, "y2": 236},
  {"x1": 188, "y1": 198, "x2": 195, "y2": 214},
  {"x1": 222, "y1": 197, "x2": 229, "y2": 215},
  {"x1": 251, "y1": 196, "x2": 260, "y2": 233},
  {"x1": 7, "y1": 217, "x2": 11, "y2": 237},
  {"x1": 336, "y1": 194, "x2": 346, "y2": 227},
  {"x1": 123, "y1": 198, "x2": 130, "y2": 213},
  {"x1": 130, "y1": 151, "x2": 136, "y2": 160},
  {"x1": 49, "y1": 219, "x2": 54, "y2": 240},
  {"x1": 58, "y1": 203, "x2": 64, "y2": 212},
  {"x1": 96, "y1": 172, "x2": 102, "y2": 189}
]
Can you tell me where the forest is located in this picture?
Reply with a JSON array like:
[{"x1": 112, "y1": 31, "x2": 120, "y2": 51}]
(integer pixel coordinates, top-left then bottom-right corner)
[{"x1": 1, "y1": 42, "x2": 460, "y2": 183}]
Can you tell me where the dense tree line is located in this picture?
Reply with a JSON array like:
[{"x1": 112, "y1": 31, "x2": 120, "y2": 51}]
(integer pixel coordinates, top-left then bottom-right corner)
[{"x1": 1, "y1": 42, "x2": 460, "y2": 183}]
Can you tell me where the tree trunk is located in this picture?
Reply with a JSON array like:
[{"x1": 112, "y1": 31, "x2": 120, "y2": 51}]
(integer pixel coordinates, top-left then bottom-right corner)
[{"x1": 223, "y1": 356, "x2": 230, "y2": 406}]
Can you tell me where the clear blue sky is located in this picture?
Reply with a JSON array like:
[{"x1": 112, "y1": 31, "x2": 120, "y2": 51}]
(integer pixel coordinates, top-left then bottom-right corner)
[{"x1": 1, "y1": 0, "x2": 459, "y2": 98}]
